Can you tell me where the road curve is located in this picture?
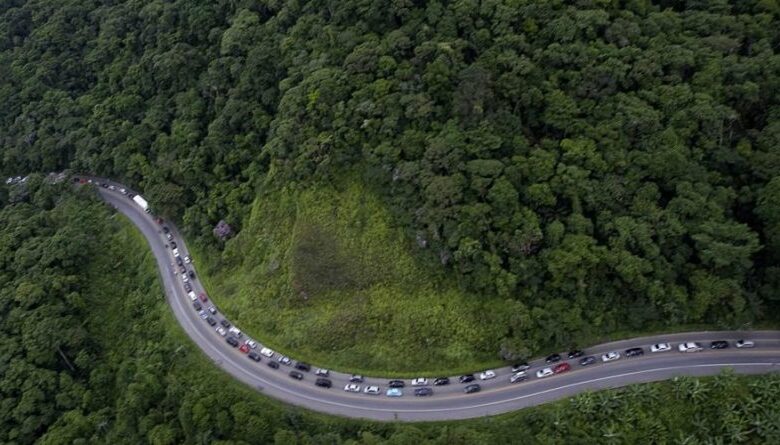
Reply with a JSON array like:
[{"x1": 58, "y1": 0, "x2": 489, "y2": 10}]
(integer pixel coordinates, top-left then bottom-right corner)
[{"x1": 82, "y1": 177, "x2": 780, "y2": 422}]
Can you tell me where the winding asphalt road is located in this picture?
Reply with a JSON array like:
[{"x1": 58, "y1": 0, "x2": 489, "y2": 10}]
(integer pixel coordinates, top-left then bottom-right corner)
[{"x1": 83, "y1": 177, "x2": 780, "y2": 422}]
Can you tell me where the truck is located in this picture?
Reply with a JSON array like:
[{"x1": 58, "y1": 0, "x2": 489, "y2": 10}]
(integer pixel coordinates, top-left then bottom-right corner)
[{"x1": 132, "y1": 195, "x2": 150, "y2": 213}]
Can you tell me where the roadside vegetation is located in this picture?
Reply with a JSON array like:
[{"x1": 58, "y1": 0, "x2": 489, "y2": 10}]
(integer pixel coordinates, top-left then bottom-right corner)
[{"x1": 2, "y1": 179, "x2": 779, "y2": 444}]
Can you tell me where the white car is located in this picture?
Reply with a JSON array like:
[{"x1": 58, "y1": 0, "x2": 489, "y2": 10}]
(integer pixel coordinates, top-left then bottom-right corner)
[
  {"x1": 245, "y1": 340, "x2": 257, "y2": 349},
  {"x1": 678, "y1": 342, "x2": 703, "y2": 353},
  {"x1": 315, "y1": 368, "x2": 329, "y2": 377},
  {"x1": 188, "y1": 291, "x2": 197, "y2": 301},
  {"x1": 181, "y1": 273, "x2": 189, "y2": 283},
  {"x1": 536, "y1": 368, "x2": 554, "y2": 379},
  {"x1": 364, "y1": 385, "x2": 381, "y2": 395},
  {"x1": 480, "y1": 370, "x2": 496, "y2": 380},
  {"x1": 344, "y1": 384, "x2": 361, "y2": 393},
  {"x1": 602, "y1": 351, "x2": 621, "y2": 362},
  {"x1": 651, "y1": 343, "x2": 671, "y2": 353},
  {"x1": 184, "y1": 255, "x2": 192, "y2": 264},
  {"x1": 228, "y1": 326, "x2": 242, "y2": 337},
  {"x1": 277, "y1": 356, "x2": 292, "y2": 366},
  {"x1": 172, "y1": 248, "x2": 180, "y2": 257},
  {"x1": 260, "y1": 347, "x2": 274, "y2": 358},
  {"x1": 216, "y1": 326, "x2": 227, "y2": 336},
  {"x1": 198, "y1": 310, "x2": 208, "y2": 320},
  {"x1": 411, "y1": 378, "x2": 428, "y2": 386},
  {"x1": 510, "y1": 372, "x2": 528, "y2": 384},
  {"x1": 735, "y1": 339, "x2": 755, "y2": 348}
]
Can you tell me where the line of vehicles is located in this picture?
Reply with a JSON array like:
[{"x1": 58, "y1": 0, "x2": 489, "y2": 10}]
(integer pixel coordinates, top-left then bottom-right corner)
[{"x1": 90, "y1": 177, "x2": 761, "y2": 400}]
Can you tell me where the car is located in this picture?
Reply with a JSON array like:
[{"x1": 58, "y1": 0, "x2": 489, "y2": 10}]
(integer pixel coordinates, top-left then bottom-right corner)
[
  {"x1": 228, "y1": 327, "x2": 241, "y2": 337},
  {"x1": 183, "y1": 283, "x2": 192, "y2": 292},
  {"x1": 128, "y1": 193, "x2": 135, "y2": 198},
  {"x1": 479, "y1": 370, "x2": 496, "y2": 380},
  {"x1": 511, "y1": 363, "x2": 531, "y2": 373},
  {"x1": 277, "y1": 356, "x2": 292, "y2": 366},
  {"x1": 459, "y1": 374, "x2": 476, "y2": 384},
  {"x1": 226, "y1": 337, "x2": 239, "y2": 347},
  {"x1": 736, "y1": 339, "x2": 755, "y2": 348},
  {"x1": 433, "y1": 377, "x2": 450, "y2": 386},
  {"x1": 388, "y1": 380, "x2": 405, "y2": 388},
  {"x1": 344, "y1": 384, "x2": 361, "y2": 393},
  {"x1": 179, "y1": 266, "x2": 187, "y2": 274},
  {"x1": 316, "y1": 368, "x2": 330, "y2": 377},
  {"x1": 464, "y1": 384, "x2": 481, "y2": 394},
  {"x1": 289, "y1": 371, "x2": 303, "y2": 380},
  {"x1": 545, "y1": 353, "x2": 562, "y2": 364},
  {"x1": 216, "y1": 326, "x2": 227, "y2": 336},
  {"x1": 625, "y1": 347, "x2": 644, "y2": 357},
  {"x1": 184, "y1": 255, "x2": 192, "y2": 264},
  {"x1": 172, "y1": 248, "x2": 179, "y2": 257},
  {"x1": 239, "y1": 344, "x2": 250, "y2": 354},
  {"x1": 170, "y1": 241, "x2": 177, "y2": 249},
  {"x1": 155, "y1": 217, "x2": 164, "y2": 225},
  {"x1": 414, "y1": 388, "x2": 433, "y2": 397},
  {"x1": 245, "y1": 340, "x2": 258, "y2": 349},
  {"x1": 349, "y1": 375, "x2": 364, "y2": 383},
  {"x1": 364, "y1": 385, "x2": 381, "y2": 395},
  {"x1": 101, "y1": 182, "x2": 109, "y2": 188},
  {"x1": 602, "y1": 351, "x2": 621, "y2": 362},
  {"x1": 199, "y1": 293, "x2": 208, "y2": 302},
  {"x1": 162, "y1": 226, "x2": 170, "y2": 233},
  {"x1": 651, "y1": 343, "x2": 672, "y2": 353},
  {"x1": 208, "y1": 306, "x2": 217, "y2": 315},
  {"x1": 536, "y1": 368, "x2": 554, "y2": 379},
  {"x1": 166, "y1": 233, "x2": 173, "y2": 241},
  {"x1": 568, "y1": 350, "x2": 584, "y2": 359},
  {"x1": 315, "y1": 378, "x2": 332, "y2": 388},
  {"x1": 248, "y1": 352, "x2": 261, "y2": 362},
  {"x1": 220, "y1": 319, "x2": 231, "y2": 328},
  {"x1": 188, "y1": 270, "x2": 195, "y2": 279},
  {"x1": 510, "y1": 372, "x2": 528, "y2": 384},
  {"x1": 295, "y1": 362, "x2": 311, "y2": 372},
  {"x1": 176, "y1": 257, "x2": 183, "y2": 266},
  {"x1": 206, "y1": 317, "x2": 217, "y2": 327},
  {"x1": 267, "y1": 361, "x2": 279, "y2": 369},
  {"x1": 198, "y1": 310, "x2": 208, "y2": 320},
  {"x1": 710, "y1": 341, "x2": 729, "y2": 349},
  {"x1": 108, "y1": 185, "x2": 116, "y2": 191},
  {"x1": 579, "y1": 356, "x2": 596, "y2": 366},
  {"x1": 411, "y1": 378, "x2": 428, "y2": 386},
  {"x1": 181, "y1": 273, "x2": 189, "y2": 283},
  {"x1": 119, "y1": 188, "x2": 127, "y2": 195},
  {"x1": 260, "y1": 347, "x2": 274, "y2": 358},
  {"x1": 192, "y1": 301, "x2": 202, "y2": 311},
  {"x1": 386, "y1": 388, "x2": 403, "y2": 397},
  {"x1": 553, "y1": 363, "x2": 571, "y2": 374},
  {"x1": 678, "y1": 342, "x2": 703, "y2": 353}
]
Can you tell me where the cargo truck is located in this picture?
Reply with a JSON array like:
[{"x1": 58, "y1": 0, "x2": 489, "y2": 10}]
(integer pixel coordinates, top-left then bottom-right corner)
[{"x1": 132, "y1": 195, "x2": 150, "y2": 213}]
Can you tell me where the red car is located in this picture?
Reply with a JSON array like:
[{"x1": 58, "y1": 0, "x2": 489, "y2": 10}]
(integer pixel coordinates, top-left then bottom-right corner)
[
  {"x1": 199, "y1": 292, "x2": 208, "y2": 302},
  {"x1": 553, "y1": 363, "x2": 571, "y2": 374},
  {"x1": 239, "y1": 344, "x2": 250, "y2": 354},
  {"x1": 155, "y1": 217, "x2": 164, "y2": 225}
]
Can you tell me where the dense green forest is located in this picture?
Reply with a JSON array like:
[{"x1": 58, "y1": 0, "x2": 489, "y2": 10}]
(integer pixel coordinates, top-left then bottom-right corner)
[{"x1": 0, "y1": 177, "x2": 779, "y2": 444}]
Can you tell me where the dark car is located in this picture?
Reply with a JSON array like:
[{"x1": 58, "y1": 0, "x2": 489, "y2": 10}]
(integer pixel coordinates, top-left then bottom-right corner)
[
  {"x1": 248, "y1": 352, "x2": 261, "y2": 362},
  {"x1": 315, "y1": 378, "x2": 332, "y2": 388},
  {"x1": 414, "y1": 388, "x2": 433, "y2": 397},
  {"x1": 464, "y1": 384, "x2": 481, "y2": 394},
  {"x1": 220, "y1": 319, "x2": 231, "y2": 328},
  {"x1": 176, "y1": 257, "x2": 184, "y2": 266},
  {"x1": 579, "y1": 356, "x2": 596, "y2": 366},
  {"x1": 295, "y1": 362, "x2": 311, "y2": 372},
  {"x1": 459, "y1": 374, "x2": 476, "y2": 384},
  {"x1": 625, "y1": 347, "x2": 644, "y2": 358},
  {"x1": 545, "y1": 353, "x2": 562, "y2": 364},
  {"x1": 183, "y1": 283, "x2": 192, "y2": 292},
  {"x1": 512, "y1": 362, "x2": 531, "y2": 373},
  {"x1": 128, "y1": 193, "x2": 135, "y2": 198},
  {"x1": 711, "y1": 340, "x2": 729, "y2": 350},
  {"x1": 267, "y1": 361, "x2": 279, "y2": 369},
  {"x1": 170, "y1": 241, "x2": 177, "y2": 249},
  {"x1": 162, "y1": 226, "x2": 170, "y2": 234},
  {"x1": 192, "y1": 301, "x2": 202, "y2": 311},
  {"x1": 289, "y1": 371, "x2": 304, "y2": 380},
  {"x1": 388, "y1": 380, "x2": 405, "y2": 388},
  {"x1": 226, "y1": 337, "x2": 239, "y2": 347},
  {"x1": 349, "y1": 375, "x2": 364, "y2": 383},
  {"x1": 433, "y1": 377, "x2": 450, "y2": 386},
  {"x1": 206, "y1": 316, "x2": 217, "y2": 327},
  {"x1": 179, "y1": 266, "x2": 186, "y2": 274},
  {"x1": 102, "y1": 183, "x2": 109, "y2": 188},
  {"x1": 188, "y1": 270, "x2": 196, "y2": 279},
  {"x1": 567, "y1": 350, "x2": 584, "y2": 359}
]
